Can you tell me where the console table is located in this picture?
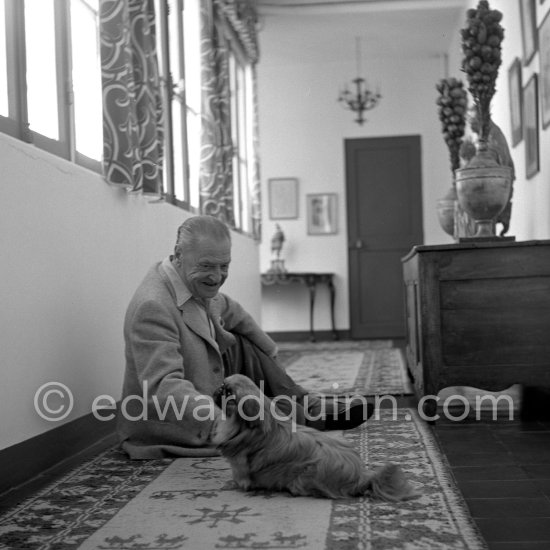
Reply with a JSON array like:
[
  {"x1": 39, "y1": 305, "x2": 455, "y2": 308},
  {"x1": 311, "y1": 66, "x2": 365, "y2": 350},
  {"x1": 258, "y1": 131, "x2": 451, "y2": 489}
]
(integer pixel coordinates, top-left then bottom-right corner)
[
  {"x1": 402, "y1": 240, "x2": 550, "y2": 417},
  {"x1": 261, "y1": 272, "x2": 337, "y2": 342}
]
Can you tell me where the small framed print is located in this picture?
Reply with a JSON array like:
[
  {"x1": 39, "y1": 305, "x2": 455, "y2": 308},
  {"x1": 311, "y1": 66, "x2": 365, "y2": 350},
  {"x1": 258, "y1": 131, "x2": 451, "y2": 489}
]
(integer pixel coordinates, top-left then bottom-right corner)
[
  {"x1": 268, "y1": 178, "x2": 299, "y2": 220},
  {"x1": 508, "y1": 58, "x2": 523, "y2": 146},
  {"x1": 539, "y1": 8, "x2": 550, "y2": 128},
  {"x1": 306, "y1": 193, "x2": 338, "y2": 235},
  {"x1": 523, "y1": 73, "x2": 539, "y2": 179},
  {"x1": 520, "y1": 0, "x2": 538, "y2": 65}
]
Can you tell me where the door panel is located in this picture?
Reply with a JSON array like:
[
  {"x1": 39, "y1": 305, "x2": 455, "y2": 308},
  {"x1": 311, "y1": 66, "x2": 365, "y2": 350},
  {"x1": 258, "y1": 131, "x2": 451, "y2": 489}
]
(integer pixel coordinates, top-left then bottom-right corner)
[{"x1": 346, "y1": 135, "x2": 423, "y2": 339}]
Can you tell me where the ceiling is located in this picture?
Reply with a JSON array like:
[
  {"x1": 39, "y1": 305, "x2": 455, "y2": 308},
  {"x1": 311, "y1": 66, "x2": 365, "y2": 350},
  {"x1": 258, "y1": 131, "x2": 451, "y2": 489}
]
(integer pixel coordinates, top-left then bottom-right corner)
[{"x1": 256, "y1": 0, "x2": 467, "y2": 65}]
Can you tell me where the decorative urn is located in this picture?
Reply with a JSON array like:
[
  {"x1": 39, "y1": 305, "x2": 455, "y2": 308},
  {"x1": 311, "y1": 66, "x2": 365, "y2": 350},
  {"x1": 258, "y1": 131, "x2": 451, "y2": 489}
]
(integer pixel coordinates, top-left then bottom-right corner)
[{"x1": 455, "y1": 149, "x2": 512, "y2": 237}]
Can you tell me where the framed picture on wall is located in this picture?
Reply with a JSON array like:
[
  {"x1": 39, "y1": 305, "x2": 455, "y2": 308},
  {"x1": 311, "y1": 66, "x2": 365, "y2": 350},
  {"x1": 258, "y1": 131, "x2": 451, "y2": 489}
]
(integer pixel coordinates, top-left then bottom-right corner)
[
  {"x1": 520, "y1": 0, "x2": 538, "y2": 65},
  {"x1": 306, "y1": 193, "x2": 338, "y2": 235},
  {"x1": 508, "y1": 58, "x2": 523, "y2": 146},
  {"x1": 523, "y1": 73, "x2": 540, "y2": 179},
  {"x1": 539, "y1": 8, "x2": 550, "y2": 128},
  {"x1": 268, "y1": 178, "x2": 299, "y2": 219}
]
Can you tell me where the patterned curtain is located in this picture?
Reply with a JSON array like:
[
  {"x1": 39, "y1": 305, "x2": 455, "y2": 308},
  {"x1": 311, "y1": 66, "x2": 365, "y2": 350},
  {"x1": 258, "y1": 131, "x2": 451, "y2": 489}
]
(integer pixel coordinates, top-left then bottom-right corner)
[
  {"x1": 99, "y1": 0, "x2": 163, "y2": 194},
  {"x1": 199, "y1": 0, "x2": 261, "y2": 238},
  {"x1": 199, "y1": 1, "x2": 235, "y2": 225},
  {"x1": 216, "y1": 0, "x2": 259, "y2": 63}
]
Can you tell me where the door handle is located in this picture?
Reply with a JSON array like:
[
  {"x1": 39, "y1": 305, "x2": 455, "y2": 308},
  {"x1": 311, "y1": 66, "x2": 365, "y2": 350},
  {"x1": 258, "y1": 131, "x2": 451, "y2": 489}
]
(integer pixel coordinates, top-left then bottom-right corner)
[{"x1": 354, "y1": 239, "x2": 364, "y2": 249}]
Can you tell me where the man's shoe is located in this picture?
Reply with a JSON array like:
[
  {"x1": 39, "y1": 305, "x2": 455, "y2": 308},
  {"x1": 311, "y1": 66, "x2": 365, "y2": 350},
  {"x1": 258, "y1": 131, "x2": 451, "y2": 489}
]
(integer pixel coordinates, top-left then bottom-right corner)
[{"x1": 306, "y1": 394, "x2": 374, "y2": 431}]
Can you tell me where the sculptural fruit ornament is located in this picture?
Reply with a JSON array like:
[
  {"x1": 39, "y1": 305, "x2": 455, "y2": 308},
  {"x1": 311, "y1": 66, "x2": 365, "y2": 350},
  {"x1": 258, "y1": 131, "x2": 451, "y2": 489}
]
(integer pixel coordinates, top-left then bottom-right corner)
[
  {"x1": 435, "y1": 77, "x2": 467, "y2": 172},
  {"x1": 460, "y1": 0, "x2": 504, "y2": 145},
  {"x1": 435, "y1": 77, "x2": 469, "y2": 237}
]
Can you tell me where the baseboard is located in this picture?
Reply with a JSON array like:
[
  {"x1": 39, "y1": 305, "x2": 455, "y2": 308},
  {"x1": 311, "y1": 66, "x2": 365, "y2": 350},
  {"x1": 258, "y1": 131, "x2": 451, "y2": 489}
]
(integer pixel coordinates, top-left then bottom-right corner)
[
  {"x1": 0, "y1": 411, "x2": 117, "y2": 497},
  {"x1": 267, "y1": 330, "x2": 351, "y2": 342}
]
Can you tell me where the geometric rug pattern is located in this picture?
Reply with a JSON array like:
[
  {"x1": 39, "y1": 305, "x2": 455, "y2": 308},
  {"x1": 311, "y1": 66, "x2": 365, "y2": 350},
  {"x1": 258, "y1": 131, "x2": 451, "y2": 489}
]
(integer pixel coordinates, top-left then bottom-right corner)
[
  {"x1": 0, "y1": 410, "x2": 487, "y2": 549},
  {"x1": 0, "y1": 452, "x2": 173, "y2": 549}
]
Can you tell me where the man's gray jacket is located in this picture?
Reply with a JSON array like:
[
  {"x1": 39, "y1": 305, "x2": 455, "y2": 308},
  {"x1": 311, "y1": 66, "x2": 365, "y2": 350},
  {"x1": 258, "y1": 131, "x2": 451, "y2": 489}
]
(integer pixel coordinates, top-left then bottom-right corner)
[{"x1": 117, "y1": 261, "x2": 277, "y2": 458}]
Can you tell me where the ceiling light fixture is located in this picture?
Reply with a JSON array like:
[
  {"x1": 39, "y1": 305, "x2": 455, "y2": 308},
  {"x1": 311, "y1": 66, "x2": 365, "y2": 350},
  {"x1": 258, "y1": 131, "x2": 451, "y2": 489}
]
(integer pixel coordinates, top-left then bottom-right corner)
[{"x1": 338, "y1": 37, "x2": 381, "y2": 125}]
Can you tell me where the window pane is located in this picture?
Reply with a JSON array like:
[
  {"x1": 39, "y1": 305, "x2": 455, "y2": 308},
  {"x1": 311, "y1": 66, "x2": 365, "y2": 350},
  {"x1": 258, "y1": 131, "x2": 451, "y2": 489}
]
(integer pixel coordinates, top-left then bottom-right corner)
[
  {"x1": 187, "y1": 109, "x2": 200, "y2": 208},
  {"x1": 71, "y1": 0, "x2": 102, "y2": 160},
  {"x1": 238, "y1": 63, "x2": 249, "y2": 232},
  {"x1": 153, "y1": 0, "x2": 171, "y2": 196},
  {"x1": 172, "y1": 99, "x2": 185, "y2": 199},
  {"x1": 183, "y1": 0, "x2": 200, "y2": 208},
  {"x1": 229, "y1": 54, "x2": 241, "y2": 228},
  {"x1": 183, "y1": 0, "x2": 200, "y2": 114},
  {"x1": 25, "y1": 0, "x2": 59, "y2": 139},
  {"x1": 0, "y1": 0, "x2": 8, "y2": 116},
  {"x1": 229, "y1": 50, "x2": 252, "y2": 232},
  {"x1": 167, "y1": 0, "x2": 182, "y2": 81},
  {"x1": 167, "y1": 0, "x2": 185, "y2": 201},
  {"x1": 244, "y1": 67, "x2": 255, "y2": 233}
]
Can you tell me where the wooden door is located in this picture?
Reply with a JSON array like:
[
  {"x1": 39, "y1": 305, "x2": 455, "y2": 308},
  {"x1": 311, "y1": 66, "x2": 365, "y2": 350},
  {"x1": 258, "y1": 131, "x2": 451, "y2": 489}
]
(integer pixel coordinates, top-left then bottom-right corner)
[{"x1": 345, "y1": 135, "x2": 423, "y2": 339}]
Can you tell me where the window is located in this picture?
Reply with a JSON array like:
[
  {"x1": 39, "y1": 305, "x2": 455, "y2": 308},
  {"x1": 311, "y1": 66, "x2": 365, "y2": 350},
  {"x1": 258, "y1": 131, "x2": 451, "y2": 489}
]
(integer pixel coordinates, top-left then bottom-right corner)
[
  {"x1": 0, "y1": 0, "x2": 10, "y2": 122},
  {"x1": 155, "y1": 0, "x2": 196, "y2": 208},
  {"x1": 25, "y1": 0, "x2": 59, "y2": 141},
  {"x1": 156, "y1": 0, "x2": 257, "y2": 230},
  {"x1": 0, "y1": 0, "x2": 101, "y2": 169},
  {"x1": 71, "y1": 0, "x2": 102, "y2": 164},
  {"x1": 1, "y1": 0, "x2": 30, "y2": 140},
  {"x1": 183, "y1": 0, "x2": 201, "y2": 210},
  {"x1": 229, "y1": 47, "x2": 254, "y2": 233},
  {"x1": 1, "y1": 0, "x2": 257, "y2": 234}
]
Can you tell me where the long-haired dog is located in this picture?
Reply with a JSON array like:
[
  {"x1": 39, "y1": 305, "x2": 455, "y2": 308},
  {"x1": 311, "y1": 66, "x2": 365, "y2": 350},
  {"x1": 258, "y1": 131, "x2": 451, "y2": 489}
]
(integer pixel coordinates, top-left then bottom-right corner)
[{"x1": 210, "y1": 374, "x2": 417, "y2": 500}]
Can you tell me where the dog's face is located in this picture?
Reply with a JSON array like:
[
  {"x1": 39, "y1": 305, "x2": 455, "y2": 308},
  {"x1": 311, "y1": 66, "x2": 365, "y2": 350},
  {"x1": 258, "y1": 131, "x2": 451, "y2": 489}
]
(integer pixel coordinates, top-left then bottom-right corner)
[{"x1": 209, "y1": 374, "x2": 266, "y2": 447}]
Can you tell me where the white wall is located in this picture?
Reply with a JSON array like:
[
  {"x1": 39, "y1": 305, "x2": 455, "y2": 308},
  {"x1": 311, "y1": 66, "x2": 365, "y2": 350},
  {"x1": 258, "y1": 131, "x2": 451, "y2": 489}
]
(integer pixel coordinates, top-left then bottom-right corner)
[
  {"x1": 0, "y1": 133, "x2": 261, "y2": 451},
  {"x1": 257, "y1": 38, "x2": 455, "y2": 334}
]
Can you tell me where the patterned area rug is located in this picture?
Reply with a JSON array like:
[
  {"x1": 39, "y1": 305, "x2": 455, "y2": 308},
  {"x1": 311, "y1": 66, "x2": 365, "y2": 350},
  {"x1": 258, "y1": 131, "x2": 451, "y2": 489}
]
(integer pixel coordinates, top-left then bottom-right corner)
[
  {"x1": 0, "y1": 410, "x2": 487, "y2": 550},
  {"x1": 279, "y1": 341, "x2": 413, "y2": 396}
]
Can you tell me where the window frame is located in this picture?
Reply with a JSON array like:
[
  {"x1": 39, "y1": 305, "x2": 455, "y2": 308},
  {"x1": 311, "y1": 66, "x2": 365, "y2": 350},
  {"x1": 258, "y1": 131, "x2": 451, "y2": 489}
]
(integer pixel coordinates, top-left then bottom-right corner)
[
  {"x1": 1, "y1": 0, "x2": 30, "y2": 141},
  {"x1": 0, "y1": 0, "x2": 101, "y2": 172},
  {"x1": 225, "y1": 21, "x2": 254, "y2": 234},
  {"x1": 70, "y1": 0, "x2": 103, "y2": 171}
]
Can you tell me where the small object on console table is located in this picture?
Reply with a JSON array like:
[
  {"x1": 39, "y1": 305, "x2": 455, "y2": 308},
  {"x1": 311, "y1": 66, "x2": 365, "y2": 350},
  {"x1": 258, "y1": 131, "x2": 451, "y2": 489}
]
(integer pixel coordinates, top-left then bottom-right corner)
[{"x1": 268, "y1": 224, "x2": 287, "y2": 273}]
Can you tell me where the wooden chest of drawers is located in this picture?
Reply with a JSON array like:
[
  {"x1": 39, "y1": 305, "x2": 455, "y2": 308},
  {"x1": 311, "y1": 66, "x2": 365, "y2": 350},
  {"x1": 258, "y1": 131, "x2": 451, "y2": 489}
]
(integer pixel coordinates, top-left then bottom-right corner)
[{"x1": 402, "y1": 240, "x2": 550, "y2": 415}]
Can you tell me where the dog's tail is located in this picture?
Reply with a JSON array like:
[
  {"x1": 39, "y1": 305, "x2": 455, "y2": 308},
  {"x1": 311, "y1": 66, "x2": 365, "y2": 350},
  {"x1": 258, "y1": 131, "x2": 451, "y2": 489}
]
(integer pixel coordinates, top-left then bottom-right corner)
[{"x1": 367, "y1": 463, "x2": 419, "y2": 502}]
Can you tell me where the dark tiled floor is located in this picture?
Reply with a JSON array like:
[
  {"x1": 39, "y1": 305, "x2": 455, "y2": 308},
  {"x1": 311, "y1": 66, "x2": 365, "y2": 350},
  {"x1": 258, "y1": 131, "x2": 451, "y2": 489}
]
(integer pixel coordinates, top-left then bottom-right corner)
[{"x1": 431, "y1": 405, "x2": 550, "y2": 550}]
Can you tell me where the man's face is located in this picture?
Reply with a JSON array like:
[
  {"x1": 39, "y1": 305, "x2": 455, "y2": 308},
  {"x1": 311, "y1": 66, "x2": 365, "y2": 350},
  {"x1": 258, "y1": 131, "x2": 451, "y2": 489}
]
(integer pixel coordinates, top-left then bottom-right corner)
[{"x1": 177, "y1": 236, "x2": 231, "y2": 301}]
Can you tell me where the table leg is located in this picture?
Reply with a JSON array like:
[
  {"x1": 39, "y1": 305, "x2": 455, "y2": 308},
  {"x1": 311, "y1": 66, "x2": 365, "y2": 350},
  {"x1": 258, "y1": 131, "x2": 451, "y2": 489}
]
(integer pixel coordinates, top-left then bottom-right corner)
[
  {"x1": 306, "y1": 279, "x2": 317, "y2": 342},
  {"x1": 327, "y1": 277, "x2": 338, "y2": 340}
]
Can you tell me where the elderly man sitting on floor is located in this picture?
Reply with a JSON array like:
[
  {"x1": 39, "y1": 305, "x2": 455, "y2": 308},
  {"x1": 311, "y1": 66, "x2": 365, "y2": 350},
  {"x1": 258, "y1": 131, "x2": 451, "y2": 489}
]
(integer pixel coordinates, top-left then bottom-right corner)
[{"x1": 118, "y1": 215, "x2": 373, "y2": 458}]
